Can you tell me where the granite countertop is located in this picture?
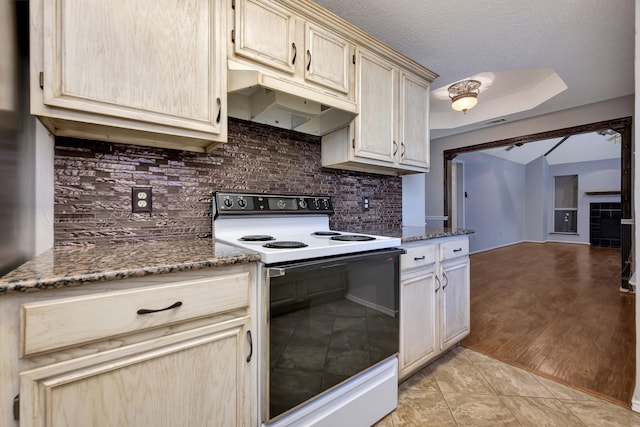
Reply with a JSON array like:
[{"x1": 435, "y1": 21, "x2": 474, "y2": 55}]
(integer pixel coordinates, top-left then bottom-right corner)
[
  {"x1": 400, "y1": 226, "x2": 475, "y2": 243},
  {"x1": 355, "y1": 226, "x2": 474, "y2": 243},
  {"x1": 0, "y1": 239, "x2": 260, "y2": 295},
  {"x1": 0, "y1": 227, "x2": 474, "y2": 296}
]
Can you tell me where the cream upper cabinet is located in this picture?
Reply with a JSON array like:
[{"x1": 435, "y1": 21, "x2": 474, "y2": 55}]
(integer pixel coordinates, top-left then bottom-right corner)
[
  {"x1": 230, "y1": 0, "x2": 354, "y2": 99},
  {"x1": 354, "y1": 48, "x2": 398, "y2": 164},
  {"x1": 321, "y1": 47, "x2": 433, "y2": 176},
  {"x1": 399, "y1": 71, "x2": 430, "y2": 169},
  {"x1": 304, "y1": 22, "x2": 351, "y2": 94},
  {"x1": 30, "y1": 0, "x2": 227, "y2": 153},
  {"x1": 233, "y1": 0, "x2": 296, "y2": 73}
]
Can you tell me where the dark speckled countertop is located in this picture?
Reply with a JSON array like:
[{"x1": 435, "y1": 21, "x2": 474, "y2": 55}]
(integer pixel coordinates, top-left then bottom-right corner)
[
  {"x1": 354, "y1": 226, "x2": 474, "y2": 243},
  {"x1": 0, "y1": 228, "x2": 473, "y2": 296},
  {"x1": 399, "y1": 226, "x2": 475, "y2": 243},
  {"x1": 0, "y1": 239, "x2": 260, "y2": 295}
]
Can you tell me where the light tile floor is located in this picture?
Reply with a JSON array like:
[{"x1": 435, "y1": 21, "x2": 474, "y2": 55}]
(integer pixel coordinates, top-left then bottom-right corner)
[{"x1": 376, "y1": 346, "x2": 640, "y2": 427}]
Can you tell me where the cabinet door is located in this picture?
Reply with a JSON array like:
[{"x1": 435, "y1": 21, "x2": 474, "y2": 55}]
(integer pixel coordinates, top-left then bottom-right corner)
[
  {"x1": 234, "y1": 0, "x2": 296, "y2": 73},
  {"x1": 20, "y1": 317, "x2": 253, "y2": 427},
  {"x1": 304, "y1": 23, "x2": 351, "y2": 94},
  {"x1": 399, "y1": 72, "x2": 430, "y2": 169},
  {"x1": 38, "y1": 0, "x2": 224, "y2": 136},
  {"x1": 354, "y1": 48, "x2": 397, "y2": 164},
  {"x1": 441, "y1": 259, "x2": 470, "y2": 349},
  {"x1": 399, "y1": 269, "x2": 438, "y2": 379}
]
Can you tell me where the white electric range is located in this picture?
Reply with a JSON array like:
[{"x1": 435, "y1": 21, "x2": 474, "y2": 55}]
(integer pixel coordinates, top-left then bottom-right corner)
[{"x1": 213, "y1": 192, "x2": 403, "y2": 427}]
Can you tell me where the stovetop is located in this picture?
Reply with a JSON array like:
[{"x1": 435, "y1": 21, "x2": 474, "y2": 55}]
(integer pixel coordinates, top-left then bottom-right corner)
[{"x1": 212, "y1": 192, "x2": 402, "y2": 264}]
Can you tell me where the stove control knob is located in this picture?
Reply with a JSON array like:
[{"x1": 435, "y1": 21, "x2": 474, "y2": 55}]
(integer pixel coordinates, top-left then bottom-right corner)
[
  {"x1": 298, "y1": 199, "x2": 307, "y2": 209},
  {"x1": 223, "y1": 198, "x2": 233, "y2": 208},
  {"x1": 237, "y1": 199, "x2": 247, "y2": 208},
  {"x1": 321, "y1": 199, "x2": 329, "y2": 209}
]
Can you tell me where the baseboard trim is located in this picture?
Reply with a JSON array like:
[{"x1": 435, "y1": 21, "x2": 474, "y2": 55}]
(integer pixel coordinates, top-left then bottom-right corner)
[
  {"x1": 471, "y1": 239, "x2": 593, "y2": 254},
  {"x1": 470, "y1": 240, "x2": 527, "y2": 255}
]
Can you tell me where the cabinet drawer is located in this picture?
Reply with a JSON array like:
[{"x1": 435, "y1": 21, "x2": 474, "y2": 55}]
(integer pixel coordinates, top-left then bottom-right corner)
[
  {"x1": 21, "y1": 273, "x2": 250, "y2": 357},
  {"x1": 401, "y1": 244, "x2": 437, "y2": 271},
  {"x1": 440, "y1": 238, "x2": 469, "y2": 261}
]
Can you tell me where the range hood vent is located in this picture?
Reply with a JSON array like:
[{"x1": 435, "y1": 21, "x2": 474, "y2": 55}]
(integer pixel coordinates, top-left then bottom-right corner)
[{"x1": 227, "y1": 60, "x2": 357, "y2": 136}]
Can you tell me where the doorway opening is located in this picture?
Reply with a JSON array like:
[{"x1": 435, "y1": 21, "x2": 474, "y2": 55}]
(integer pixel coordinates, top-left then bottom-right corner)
[{"x1": 443, "y1": 116, "x2": 632, "y2": 289}]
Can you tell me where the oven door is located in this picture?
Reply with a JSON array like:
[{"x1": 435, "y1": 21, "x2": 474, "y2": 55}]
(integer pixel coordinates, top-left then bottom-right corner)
[{"x1": 264, "y1": 248, "x2": 404, "y2": 422}]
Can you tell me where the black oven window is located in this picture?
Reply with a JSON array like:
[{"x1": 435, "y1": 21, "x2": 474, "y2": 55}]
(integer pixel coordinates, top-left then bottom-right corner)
[{"x1": 268, "y1": 256, "x2": 399, "y2": 419}]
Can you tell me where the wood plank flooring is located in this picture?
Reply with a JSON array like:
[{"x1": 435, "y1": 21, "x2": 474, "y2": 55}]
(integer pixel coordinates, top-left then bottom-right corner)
[{"x1": 461, "y1": 242, "x2": 636, "y2": 407}]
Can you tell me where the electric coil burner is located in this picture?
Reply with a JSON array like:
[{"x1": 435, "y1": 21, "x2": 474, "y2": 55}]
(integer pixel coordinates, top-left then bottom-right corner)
[
  {"x1": 212, "y1": 192, "x2": 403, "y2": 427},
  {"x1": 330, "y1": 234, "x2": 376, "y2": 241},
  {"x1": 312, "y1": 231, "x2": 341, "y2": 236},
  {"x1": 239, "y1": 235, "x2": 275, "y2": 241},
  {"x1": 263, "y1": 241, "x2": 308, "y2": 249}
]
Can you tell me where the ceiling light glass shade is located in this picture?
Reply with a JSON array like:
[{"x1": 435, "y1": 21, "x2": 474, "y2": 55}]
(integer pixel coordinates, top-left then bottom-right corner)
[
  {"x1": 448, "y1": 79, "x2": 481, "y2": 113},
  {"x1": 451, "y1": 93, "x2": 478, "y2": 112}
]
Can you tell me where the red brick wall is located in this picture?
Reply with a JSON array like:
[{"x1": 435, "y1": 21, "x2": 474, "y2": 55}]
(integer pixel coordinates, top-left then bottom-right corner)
[{"x1": 54, "y1": 118, "x2": 402, "y2": 245}]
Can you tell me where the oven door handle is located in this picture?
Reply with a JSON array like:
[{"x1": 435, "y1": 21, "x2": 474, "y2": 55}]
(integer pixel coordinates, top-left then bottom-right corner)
[
  {"x1": 267, "y1": 268, "x2": 286, "y2": 278},
  {"x1": 266, "y1": 247, "x2": 406, "y2": 276}
]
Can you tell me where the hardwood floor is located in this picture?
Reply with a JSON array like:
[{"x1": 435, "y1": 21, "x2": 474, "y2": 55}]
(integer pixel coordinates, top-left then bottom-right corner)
[{"x1": 461, "y1": 242, "x2": 636, "y2": 407}]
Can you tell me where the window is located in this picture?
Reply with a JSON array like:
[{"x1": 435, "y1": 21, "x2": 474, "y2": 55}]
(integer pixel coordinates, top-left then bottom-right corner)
[{"x1": 554, "y1": 175, "x2": 578, "y2": 233}]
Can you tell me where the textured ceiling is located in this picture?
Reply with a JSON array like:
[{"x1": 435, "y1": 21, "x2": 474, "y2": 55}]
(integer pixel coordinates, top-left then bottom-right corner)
[{"x1": 313, "y1": 0, "x2": 635, "y2": 139}]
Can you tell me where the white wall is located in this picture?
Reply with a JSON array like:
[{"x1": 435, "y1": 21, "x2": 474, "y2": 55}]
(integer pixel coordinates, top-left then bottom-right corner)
[
  {"x1": 457, "y1": 151, "x2": 526, "y2": 252},
  {"x1": 425, "y1": 95, "x2": 634, "y2": 220},
  {"x1": 456, "y1": 154, "x2": 621, "y2": 252},
  {"x1": 547, "y1": 158, "x2": 621, "y2": 245},
  {"x1": 524, "y1": 156, "x2": 549, "y2": 242},
  {"x1": 402, "y1": 173, "x2": 426, "y2": 226}
]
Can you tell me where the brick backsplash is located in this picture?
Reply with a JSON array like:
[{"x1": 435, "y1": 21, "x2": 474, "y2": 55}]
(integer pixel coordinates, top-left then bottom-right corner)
[{"x1": 54, "y1": 118, "x2": 402, "y2": 245}]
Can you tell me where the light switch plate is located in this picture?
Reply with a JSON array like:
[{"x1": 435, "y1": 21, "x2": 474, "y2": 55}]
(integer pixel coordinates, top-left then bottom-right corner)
[{"x1": 132, "y1": 187, "x2": 152, "y2": 213}]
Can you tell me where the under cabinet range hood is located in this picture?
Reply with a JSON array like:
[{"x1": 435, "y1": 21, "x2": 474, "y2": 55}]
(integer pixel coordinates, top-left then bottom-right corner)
[{"x1": 227, "y1": 60, "x2": 358, "y2": 136}]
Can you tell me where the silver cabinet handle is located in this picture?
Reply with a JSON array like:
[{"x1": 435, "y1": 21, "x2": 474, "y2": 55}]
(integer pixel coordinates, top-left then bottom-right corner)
[
  {"x1": 453, "y1": 248, "x2": 463, "y2": 252},
  {"x1": 435, "y1": 275, "x2": 441, "y2": 293},
  {"x1": 401, "y1": 141, "x2": 405, "y2": 157},
  {"x1": 442, "y1": 272, "x2": 449, "y2": 290},
  {"x1": 393, "y1": 140, "x2": 398, "y2": 156},
  {"x1": 292, "y1": 43, "x2": 297, "y2": 64},
  {"x1": 414, "y1": 256, "x2": 425, "y2": 260},
  {"x1": 306, "y1": 49, "x2": 312, "y2": 71},
  {"x1": 216, "y1": 97, "x2": 221, "y2": 124}
]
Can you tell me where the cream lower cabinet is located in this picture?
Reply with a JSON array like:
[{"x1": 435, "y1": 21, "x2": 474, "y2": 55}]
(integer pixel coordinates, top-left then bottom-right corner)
[
  {"x1": 1, "y1": 266, "x2": 257, "y2": 427},
  {"x1": 20, "y1": 317, "x2": 250, "y2": 427},
  {"x1": 399, "y1": 236, "x2": 470, "y2": 380},
  {"x1": 30, "y1": 0, "x2": 227, "y2": 152},
  {"x1": 321, "y1": 47, "x2": 431, "y2": 176}
]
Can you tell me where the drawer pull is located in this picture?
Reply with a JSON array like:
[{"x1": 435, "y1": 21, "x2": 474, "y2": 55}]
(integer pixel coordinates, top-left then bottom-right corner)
[
  {"x1": 414, "y1": 256, "x2": 426, "y2": 260},
  {"x1": 137, "y1": 301, "x2": 183, "y2": 315},
  {"x1": 246, "y1": 330, "x2": 253, "y2": 362},
  {"x1": 453, "y1": 248, "x2": 463, "y2": 252}
]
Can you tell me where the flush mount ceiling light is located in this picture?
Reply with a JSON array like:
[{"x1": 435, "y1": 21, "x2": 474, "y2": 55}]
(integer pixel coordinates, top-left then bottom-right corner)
[{"x1": 448, "y1": 79, "x2": 481, "y2": 113}]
